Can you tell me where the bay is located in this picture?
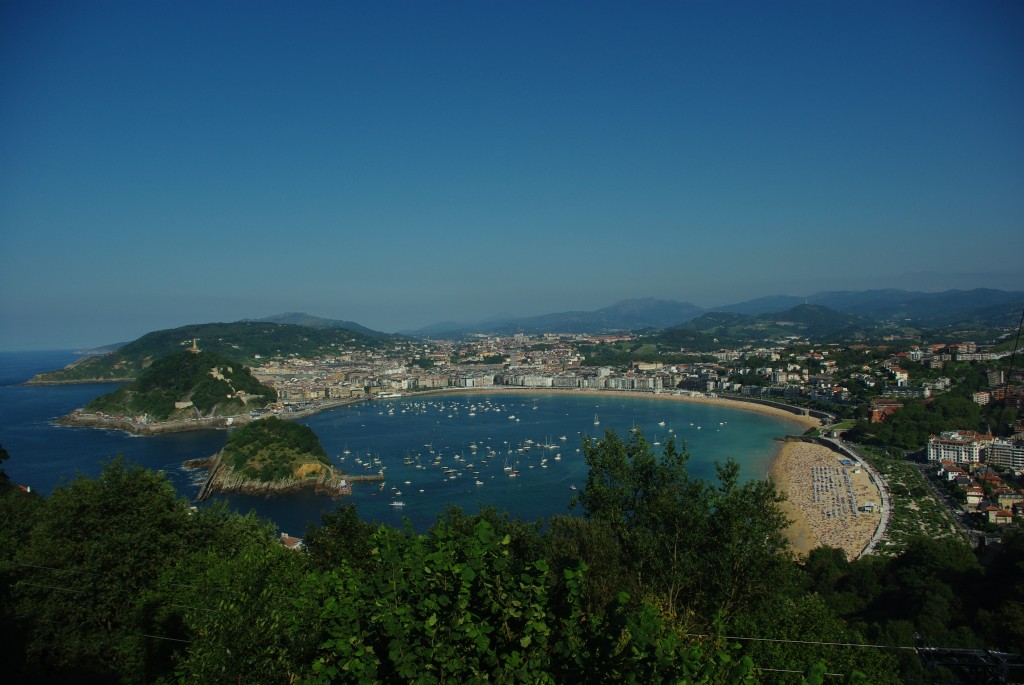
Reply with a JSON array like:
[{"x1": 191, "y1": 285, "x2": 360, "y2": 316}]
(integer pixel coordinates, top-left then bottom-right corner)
[{"x1": 0, "y1": 351, "x2": 803, "y2": 534}]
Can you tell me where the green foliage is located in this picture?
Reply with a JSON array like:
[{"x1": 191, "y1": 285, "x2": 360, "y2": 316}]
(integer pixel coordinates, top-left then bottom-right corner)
[
  {"x1": 658, "y1": 305, "x2": 891, "y2": 349},
  {"x1": 164, "y1": 539, "x2": 315, "y2": 684},
  {"x1": 796, "y1": 535, "x2": 1024, "y2": 682},
  {"x1": 302, "y1": 519, "x2": 761, "y2": 684},
  {"x1": 304, "y1": 519, "x2": 573, "y2": 682},
  {"x1": 575, "y1": 429, "x2": 792, "y2": 619},
  {"x1": 10, "y1": 436, "x2": 1020, "y2": 683},
  {"x1": 10, "y1": 457, "x2": 193, "y2": 684},
  {"x1": 853, "y1": 394, "x2": 983, "y2": 450},
  {"x1": 303, "y1": 504, "x2": 378, "y2": 572},
  {"x1": 0, "y1": 448, "x2": 46, "y2": 678},
  {"x1": 579, "y1": 339, "x2": 710, "y2": 367},
  {"x1": 85, "y1": 350, "x2": 276, "y2": 420},
  {"x1": 221, "y1": 416, "x2": 329, "y2": 482},
  {"x1": 31, "y1": 321, "x2": 390, "y2": 383}
]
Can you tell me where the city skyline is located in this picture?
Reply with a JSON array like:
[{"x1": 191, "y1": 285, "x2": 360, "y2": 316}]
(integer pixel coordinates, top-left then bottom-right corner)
[{"x1": 3, "y1": 1, "x2": 1023, "y2": 350}]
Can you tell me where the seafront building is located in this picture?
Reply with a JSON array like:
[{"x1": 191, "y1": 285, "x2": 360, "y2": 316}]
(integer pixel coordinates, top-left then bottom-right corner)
[{"x1": 926, "y1": 431, "x2": 994, "y2": 465}]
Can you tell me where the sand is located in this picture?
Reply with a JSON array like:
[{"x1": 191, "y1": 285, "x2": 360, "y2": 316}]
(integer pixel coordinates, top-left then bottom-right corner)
[{"x1": 770, "y1": 440, "x2": 883, "y2": 559}]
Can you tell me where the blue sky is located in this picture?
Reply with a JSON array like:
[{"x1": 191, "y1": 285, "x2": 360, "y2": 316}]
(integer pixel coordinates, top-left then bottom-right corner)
[{"x1": 2, "y1": 1, "x2": 1022, "y2": 350}]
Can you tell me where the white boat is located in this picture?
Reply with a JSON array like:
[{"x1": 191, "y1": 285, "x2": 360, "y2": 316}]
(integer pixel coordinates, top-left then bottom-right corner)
[
  {"x1": 593, "y1": 414, "x2": 600, "y2": 426},
  {"x1": 390, "y1": 501, "x2": 405, "y2": 507}
]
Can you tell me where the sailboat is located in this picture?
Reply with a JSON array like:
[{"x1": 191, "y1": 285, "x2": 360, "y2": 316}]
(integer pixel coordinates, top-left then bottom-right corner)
[{"x1": 593, "y1": 413, "x2": 600, "y2": 426}]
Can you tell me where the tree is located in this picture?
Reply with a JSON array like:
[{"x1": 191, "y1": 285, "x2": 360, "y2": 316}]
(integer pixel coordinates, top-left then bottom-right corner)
[
  {"x1": 304, "y1": 504, "x2": 378, "y2": 572},
  {"x1": 162, "y1": 538, "x2": 315, "y2": 685},
  {"x1": 11, "y1": 458, "x2": 193, "y2": 684},
  {"x1": 575, "y1": 429, "x2": 792, "y2": 621}
]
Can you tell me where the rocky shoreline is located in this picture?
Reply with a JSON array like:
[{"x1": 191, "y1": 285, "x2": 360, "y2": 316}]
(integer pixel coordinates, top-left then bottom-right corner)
[
  {"x1": 26, "y1": 376, "x2": 134, "y2": 385},
  {"x1": 193, "y1": 450, "x2": 381, "y2": 501},
  {"x1": 58, "y1": 410, "x2": 247, "y2": 435},
  {"x1": 56, "y1": 397, "x2": 367, "y2": 436}
]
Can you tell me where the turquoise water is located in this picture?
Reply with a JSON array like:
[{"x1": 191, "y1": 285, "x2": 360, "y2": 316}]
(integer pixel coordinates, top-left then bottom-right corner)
[{"x1": 0, "y1": 351, "x2": 803, "y2": 534}]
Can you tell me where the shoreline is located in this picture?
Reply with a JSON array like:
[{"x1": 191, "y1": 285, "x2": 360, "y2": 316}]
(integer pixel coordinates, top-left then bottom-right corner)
[
  {"x1": 57, "y1": 384, "x2": 850, "y2": 556},
  {"x1": 56, "y1": 386, "x2": 821, "y2": 436},
  {"x1": 397, "y1": 387, "x2": 821, "y2": 432},
  {"x1": 769, "y1": 438, "x2": 884, "y2": 560}
]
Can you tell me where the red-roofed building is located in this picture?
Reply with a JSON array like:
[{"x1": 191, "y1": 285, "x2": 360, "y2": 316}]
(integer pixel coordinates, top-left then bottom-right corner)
[
  {"x1": 870, "y1": 398, "x2": 904, "y2": 423},
  {"x1": 938, "y1": 461, "x2": 967, "y2": 481},
  {"x1": 964, "y1": 486, "x2": 985, "y2": 507},
  {"x1": 927, "y1": 431, "x2": 995, "y2": 465},
  {"x1": 279, "y1": 532, "x2": 304, "y2": 551},
  {"x1": 986, "y1": 508, "x2": 1013, "y2": 525}
]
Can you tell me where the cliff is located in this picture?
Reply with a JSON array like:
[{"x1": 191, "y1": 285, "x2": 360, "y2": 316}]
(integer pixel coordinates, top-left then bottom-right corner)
[{"x1": 194, "y1": 450, "x2": 362, "y2": 500}]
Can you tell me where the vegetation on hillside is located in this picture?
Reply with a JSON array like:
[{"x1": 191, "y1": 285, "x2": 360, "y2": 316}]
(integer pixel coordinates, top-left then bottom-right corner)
[
  {"x1": 221, "y1": 417, "x2": 331, "y2": 482},
  {"x1": 30, "y1": 321, "x2": 388, "y2": 383},
  {"x1": 657, "y1": 305, "x2": 890, "y2": 349},
  {"x1": 84, "y1": 350, "x2": 276, "y2": 421}
]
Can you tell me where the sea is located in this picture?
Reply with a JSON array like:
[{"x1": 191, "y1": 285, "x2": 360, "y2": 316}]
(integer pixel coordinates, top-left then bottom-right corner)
[{"x1": 0, "y1": 350, "x2": 802, "y2": 535}]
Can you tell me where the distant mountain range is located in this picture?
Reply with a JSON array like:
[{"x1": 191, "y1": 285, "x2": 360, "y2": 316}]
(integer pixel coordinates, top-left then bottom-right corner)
[
  {"x1": 35, "y1": 289, "x2": 1024, "y2": 382},
  {"x1": 715, "y1": 288, "x2": 1024, "y2": 327},
  {"x1": 408, "y1": 298, "x2": 705, "y2": 337},
  {"x1": 406, "y1": 289, "x2": 1024, "y2": 336},
  {"x1": 657, "y1": 304, "x2": 886, "y2": 350}
]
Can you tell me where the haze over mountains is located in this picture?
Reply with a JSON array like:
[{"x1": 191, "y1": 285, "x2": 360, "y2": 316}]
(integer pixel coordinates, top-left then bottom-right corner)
[
  {"x1": 68, "y1": 288, "x2": 1024, "y2": 360},
  {"x1": 400, "y1": 288, "x2": 1024, "y2": 337}
]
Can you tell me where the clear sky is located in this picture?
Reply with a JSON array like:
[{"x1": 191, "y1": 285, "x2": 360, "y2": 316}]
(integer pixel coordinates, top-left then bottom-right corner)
[{"x1": 2, "y1": 1, "x2": 1022, "y2": 350}]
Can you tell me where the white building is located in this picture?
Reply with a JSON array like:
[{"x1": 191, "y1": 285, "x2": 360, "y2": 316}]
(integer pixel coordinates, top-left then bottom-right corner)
[
  {"x1": 927, "y1": 431, "x2": 995, "y2": 465},
  {"x1": 985, "y1": 438, "x2": 1024, "y2": 471}
]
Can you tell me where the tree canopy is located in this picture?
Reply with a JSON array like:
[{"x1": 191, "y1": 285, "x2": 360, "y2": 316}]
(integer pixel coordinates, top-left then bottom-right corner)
[{"x1": 5, "y1": 433, "x2": 1020, "y2": 683}]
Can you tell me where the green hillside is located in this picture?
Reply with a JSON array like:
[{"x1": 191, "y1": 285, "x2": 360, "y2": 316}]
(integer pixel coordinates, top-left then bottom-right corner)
[
  {"x1": 84, "y1": 350, "x2": 277, "y2": 420},
  {"x1": 30, "y1": 320, "x2": 387, "y2": 383},
  {"x1": 660, "y1": 304, "x2": 888, "y2": 347},
  {"x1": 220, "y1": 416, "x2": 332, "y2": 482}
]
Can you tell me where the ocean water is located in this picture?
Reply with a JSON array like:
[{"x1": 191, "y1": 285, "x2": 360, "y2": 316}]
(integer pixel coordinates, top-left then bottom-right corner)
[{"x1": 0, "y1": 350, "x2": 803, "y2": 534}]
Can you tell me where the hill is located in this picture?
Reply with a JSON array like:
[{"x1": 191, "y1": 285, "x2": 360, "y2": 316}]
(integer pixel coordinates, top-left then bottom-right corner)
[
  {"x1": 196, "y1": 416, "x2": 354, "y2": 498},
  {"x1": 660, "y1": 304, "x2": 886, "y2": 347},
  {"x1": 82, "y1": 350, "x2": 276, "y2": 421},
  {"x1": 715, "y1": 288, "x2": 1024, "y2": 327},
  {"x1": 29, "y1": 320, "x2": 388, "y2": 383},
  {"x1": 410, "y1": 289, "x2": 1023, "y2": 338},
  {"x1": 408, "y1": 298, "x2": 705, "y2": 336},
  {"x1": 250, "y1": 312, "x2": 388, "y2": 337}
]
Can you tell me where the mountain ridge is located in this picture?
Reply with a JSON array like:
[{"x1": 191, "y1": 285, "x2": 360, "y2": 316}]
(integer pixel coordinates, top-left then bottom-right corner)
[{"x1": 408, "y1": 288, "x2": 1023, "y2": 336}]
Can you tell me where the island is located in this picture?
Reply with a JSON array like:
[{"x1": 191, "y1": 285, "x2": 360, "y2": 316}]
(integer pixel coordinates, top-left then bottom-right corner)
[
  {"x1": 192, "y1": 416, "x2": 380, "y2": 500},
  {"x1": 58, "y1": 347, "x2": 278, "y2": 434}
]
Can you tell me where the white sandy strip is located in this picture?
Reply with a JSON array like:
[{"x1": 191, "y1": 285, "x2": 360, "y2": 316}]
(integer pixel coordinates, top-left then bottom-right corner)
[{"x1": 770, "y1": 441, "x2": 883, "y2": 559}]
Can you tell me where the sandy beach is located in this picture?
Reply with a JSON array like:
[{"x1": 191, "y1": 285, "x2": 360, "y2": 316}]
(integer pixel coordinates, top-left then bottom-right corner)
[{"x1": 770, "y1": 440, "x2": 883, "y2": 559}]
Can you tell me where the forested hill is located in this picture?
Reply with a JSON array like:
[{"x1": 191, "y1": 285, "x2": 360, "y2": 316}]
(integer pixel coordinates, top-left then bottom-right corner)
[
  {"x1": 658, "y1": 304, "x2": 887, "y2": 349},
  {"x1": 220, "y1": 417, "x2": 330, "y2": 482},
  {"x1": 83, "y1": 350, "x2": 276, "y2": 421},
  {"x1": 28, "y1": 321, "x2": 388, "y2": 383}
]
